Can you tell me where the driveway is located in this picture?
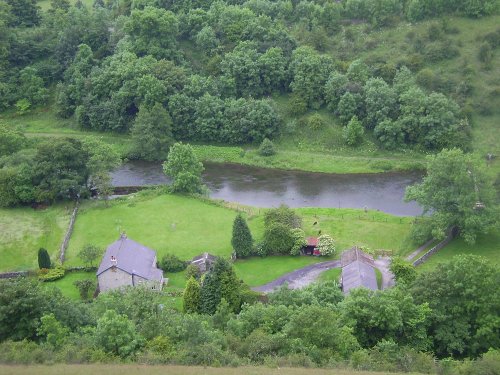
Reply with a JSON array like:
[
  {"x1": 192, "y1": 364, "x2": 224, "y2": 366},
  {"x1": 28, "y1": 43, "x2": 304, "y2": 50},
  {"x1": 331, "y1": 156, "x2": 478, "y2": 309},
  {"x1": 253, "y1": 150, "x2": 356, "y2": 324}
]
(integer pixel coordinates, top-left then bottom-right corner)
[{"x1": 252, "y1": 260, "x2": 341, "y2": 293}]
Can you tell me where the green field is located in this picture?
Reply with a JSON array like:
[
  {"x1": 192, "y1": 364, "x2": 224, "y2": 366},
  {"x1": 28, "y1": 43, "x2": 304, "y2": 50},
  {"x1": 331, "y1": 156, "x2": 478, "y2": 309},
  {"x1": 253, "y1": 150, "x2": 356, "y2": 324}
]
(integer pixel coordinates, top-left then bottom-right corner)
[
  {"x1": 0, "y1": 365, "x2": 426, "y2": 375},
  {"x1": 416, "y1": 228, "x2": 500, "y2": 272},
  {"x1": 0, "y1": 205, "x2": 70, "y2": 272},
  {"x1": 318, "y1": 267, "x2": 341, "y2": 283}
]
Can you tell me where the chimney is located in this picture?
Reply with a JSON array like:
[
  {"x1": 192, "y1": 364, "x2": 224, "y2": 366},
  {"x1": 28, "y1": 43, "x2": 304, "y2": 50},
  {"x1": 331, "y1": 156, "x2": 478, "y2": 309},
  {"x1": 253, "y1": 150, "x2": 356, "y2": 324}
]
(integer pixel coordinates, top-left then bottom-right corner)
[
  {"x1": 120, "y1": 232, "x2": 127, "y2": 239},
  {"x1": 111, "y1": 255, "x2": 117, "y2": 267}
]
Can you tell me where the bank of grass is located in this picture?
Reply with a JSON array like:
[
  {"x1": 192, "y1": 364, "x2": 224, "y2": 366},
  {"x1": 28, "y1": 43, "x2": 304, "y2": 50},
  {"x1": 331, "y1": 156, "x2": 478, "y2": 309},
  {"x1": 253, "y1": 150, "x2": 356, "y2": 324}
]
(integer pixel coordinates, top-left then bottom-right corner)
[
  {"x1": 192, "y1": 144, "x2": 425, "y2": 174},
  {"x1": 0, "y1": 365, "x2": 425, "y2": 375},
  {"x1": 416, "y1": 228, "x2": 500, "y2": 272},
  {"x1": 318, "y1": 267, "x2": 341, "y2": 283},
  {"x1": 44, "y1": 271, "x2": 95, "y2": 300},
  {"x1": 0, "y1": 108, "x2": 132, "y2": 156},
  {"x1": 0, "y1": 205, "x2": 70, "y2": 272}
]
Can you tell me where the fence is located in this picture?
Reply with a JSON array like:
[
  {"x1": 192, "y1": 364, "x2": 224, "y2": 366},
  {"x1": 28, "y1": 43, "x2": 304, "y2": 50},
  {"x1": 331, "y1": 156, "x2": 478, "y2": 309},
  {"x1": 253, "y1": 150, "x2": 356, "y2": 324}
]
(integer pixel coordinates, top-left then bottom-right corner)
[
  {"x1": 59, "y1": 200, "x2": 80, "y2": 263},
  {"x1": 413, "y1": 227, "x2": 458, "y2": 266}
]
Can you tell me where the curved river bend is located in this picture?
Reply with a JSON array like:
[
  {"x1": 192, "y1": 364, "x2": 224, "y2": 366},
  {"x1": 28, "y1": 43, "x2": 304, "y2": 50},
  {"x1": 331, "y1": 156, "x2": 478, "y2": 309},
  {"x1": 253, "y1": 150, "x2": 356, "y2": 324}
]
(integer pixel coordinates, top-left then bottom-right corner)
[{"x1": 111, "y1": 161, "x2": 423, "y2": 217}]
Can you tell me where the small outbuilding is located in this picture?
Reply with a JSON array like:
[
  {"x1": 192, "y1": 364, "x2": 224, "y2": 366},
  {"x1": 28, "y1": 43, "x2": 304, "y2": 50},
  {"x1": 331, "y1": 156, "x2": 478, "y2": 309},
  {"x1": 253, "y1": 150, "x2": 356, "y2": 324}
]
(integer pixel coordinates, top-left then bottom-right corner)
[
  {"x1": 96, "y1": 234, "x2": 164, "y2": 292},
  {"x1": 340, "y1": 247, "x2": 378, "y2": 294},
  {"x1": 191, "y1": 252, "x2": 217, "y2": 273},
  {"x1": 302, "y1": 237, "x2": 320, "y2": 256}
]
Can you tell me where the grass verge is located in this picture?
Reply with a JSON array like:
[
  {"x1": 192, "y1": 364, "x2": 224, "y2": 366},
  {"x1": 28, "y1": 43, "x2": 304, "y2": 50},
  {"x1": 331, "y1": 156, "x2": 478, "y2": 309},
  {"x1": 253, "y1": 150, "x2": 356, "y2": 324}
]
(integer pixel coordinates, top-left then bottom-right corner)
[{"x1": 0, "y1": 365, "x2": 425, "y2": 375}]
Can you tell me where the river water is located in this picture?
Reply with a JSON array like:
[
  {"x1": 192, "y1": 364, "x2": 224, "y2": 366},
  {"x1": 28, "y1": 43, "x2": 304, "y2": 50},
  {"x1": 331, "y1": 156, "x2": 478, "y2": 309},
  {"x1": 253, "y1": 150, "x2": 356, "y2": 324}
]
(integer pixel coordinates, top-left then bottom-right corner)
[{"x1": 110, "y1": 161, "x2": 423, "y2": 216}]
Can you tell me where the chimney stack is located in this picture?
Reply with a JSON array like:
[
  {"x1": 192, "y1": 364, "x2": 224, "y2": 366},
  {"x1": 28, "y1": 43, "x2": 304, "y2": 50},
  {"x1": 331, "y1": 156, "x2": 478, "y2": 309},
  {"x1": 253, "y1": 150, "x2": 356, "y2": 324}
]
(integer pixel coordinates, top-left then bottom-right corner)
[{"x1": 111, "y1": 255, "x2": 117, "y2": 267}]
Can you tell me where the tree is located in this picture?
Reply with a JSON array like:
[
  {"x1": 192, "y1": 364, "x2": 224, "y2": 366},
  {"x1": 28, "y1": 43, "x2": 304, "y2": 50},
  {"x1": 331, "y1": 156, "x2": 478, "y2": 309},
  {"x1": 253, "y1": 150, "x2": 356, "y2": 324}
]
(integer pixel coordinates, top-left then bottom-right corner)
[
  {"x1": 38, "y1": 248, "x2": 51, "y2": 269},
  {"x1": 340, "y1": 287, "x2": 431, "y2": 350},
  {"x1": 290, "y1": 228, "x2": 307, "y2": 256},
  {"x1": 130, "y1": 103, "x2": 174, "y2": 161},
  {"x1": 6, "y1": 0, "x2": 41, "y2": 26},
  {"x1": 389, "y1": 257, "x2": 416, "y2": 285},
  {"x1": 36, "y1": 313, "x2": 69, "y2": 349},
  {"x1": 94, "y1": 309, "x2": 142, "y2": 357},
  {"x1": 231, "y1": 214, "x2": 253, "y2": 258},
  {"x1": 199, "y1": 257, "x2": 241, "y2": 314},
  {"x1": 317, "y1": 234, "x2": 335, "y2": 256},
  {"x1": 92, "y1": 171, "x2": 113, "y2": 206},
  {"x1": 0, "y1": 125, "x2": 28, "y2": 157},
  {"x1": 263, "y1": 223, "x2": 295, "y2": 255},
  {"x1": 17, "y1": 67, "x2": 49, "y2": 109},
  {"x1": 73, "y1": 279, "x2": 96, "y2": 301},
  {"x1": 183, "y1": 277, "x2": 201, "y2": 314},
  {"x1": 343, "y1": 116, "x2": 364, "y2": 146},
  {"x1": 405, "y1": 148, "x2": 498, "y2": 244},
  {"x1": 77, "y1": 244, "x2": 101, "y2": 268},
  {"x1": 163, "y1": 143, "x2": 205, "y2": 194},
  {"x1": 363, "y1": 77, "x2": 397, "y2": 129},
  {"x1": 258, "y1": 138, "x2": 276, "y2": 157},
  {"x1": 411, "y1": 255, "x2": 500, "y2": 358}
]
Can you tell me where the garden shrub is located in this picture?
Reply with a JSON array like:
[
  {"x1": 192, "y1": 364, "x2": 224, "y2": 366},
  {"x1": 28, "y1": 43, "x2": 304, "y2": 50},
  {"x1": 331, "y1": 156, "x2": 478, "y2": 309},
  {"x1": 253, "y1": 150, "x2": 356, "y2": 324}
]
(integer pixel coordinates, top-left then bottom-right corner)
[
  {"x1": 38, "y1": 266, "x2": 65, "y2": 282},
  {"x1": 185, "y1": 264, "x2": 201, "y2": 280},
  {"x1": 159, "y1": 254, "x2": 188, "y2": 273}
]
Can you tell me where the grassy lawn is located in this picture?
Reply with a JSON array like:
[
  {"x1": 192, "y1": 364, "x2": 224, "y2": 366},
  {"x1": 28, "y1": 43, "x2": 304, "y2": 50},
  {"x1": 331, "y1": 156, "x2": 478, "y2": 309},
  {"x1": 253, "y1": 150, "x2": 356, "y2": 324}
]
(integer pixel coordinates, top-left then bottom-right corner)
[
  {"x1": 0, "y1": 205, "x2": 70, "y2": 272},
  {"x1": 44, "y1": 271, "x2": 95, "y2": 300},
  {"x1": 318, "y1": 267, "x2": 341, "y2": 283},
  {"x1": 417, "y1": 228, "x2": 500, "y2": 272},
  {"x1": 0, "y1": 365, "x2": 425, "y2": 375},
  {"x1": 234, "y1": 256, "x2": 325, "y2": 286}
]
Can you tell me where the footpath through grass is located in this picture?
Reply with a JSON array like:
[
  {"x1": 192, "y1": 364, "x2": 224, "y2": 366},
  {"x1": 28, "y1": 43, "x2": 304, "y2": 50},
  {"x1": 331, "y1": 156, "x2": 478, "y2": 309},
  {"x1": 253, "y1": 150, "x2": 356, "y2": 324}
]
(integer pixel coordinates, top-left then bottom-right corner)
[{"x1": 0, "y1": 365, "x2": 425, "y2": 375}]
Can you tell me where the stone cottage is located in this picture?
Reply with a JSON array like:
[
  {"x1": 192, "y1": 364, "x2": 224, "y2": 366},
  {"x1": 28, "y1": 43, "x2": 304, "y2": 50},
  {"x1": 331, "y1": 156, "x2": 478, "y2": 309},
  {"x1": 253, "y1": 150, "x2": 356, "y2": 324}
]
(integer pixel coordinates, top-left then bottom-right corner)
[{"x1": 96, "y1": 234, "x2": 164, "y2": 292}]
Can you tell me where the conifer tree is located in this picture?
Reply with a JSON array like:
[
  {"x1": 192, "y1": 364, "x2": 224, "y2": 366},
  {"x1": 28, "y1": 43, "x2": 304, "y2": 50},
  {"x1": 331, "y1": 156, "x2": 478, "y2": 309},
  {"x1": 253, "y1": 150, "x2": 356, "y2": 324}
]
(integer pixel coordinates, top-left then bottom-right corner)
[
  {"x1": 199, "y1": 258, "x2": 241, "y2": 314},
  {"x1": 37, "y1": 248, "x2": 51, "y2": 269},
  {"x1": 183, "y1": 277, "x2": 201, "y2": 313},
  {"x1": 231, "y1": 214, "x2": 253, "y2": 258}
]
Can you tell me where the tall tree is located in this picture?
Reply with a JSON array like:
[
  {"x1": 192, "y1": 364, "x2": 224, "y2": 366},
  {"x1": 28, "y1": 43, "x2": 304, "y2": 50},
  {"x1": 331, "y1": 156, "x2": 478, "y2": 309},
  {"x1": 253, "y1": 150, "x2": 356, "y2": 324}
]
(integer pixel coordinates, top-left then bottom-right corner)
[
  {"x1": 231, "y1": 214, "x2": 253, "y2": 258},
  {"x1": 38, "y1": 248, "x2": 51, "y2": 269},
  {"x1": 78, "y1": 244, "x2": 101, "y2": 268},
  {"x1": 183, "y1": 277, "x2": 201, "y2": 314},
  {"x1": 199, "y1": 257, "x2": 241, "y2": 314},
  {"x1": 411, "y1": 255, "x2": 500, "y2": 358},
  {"x1": 405, "y1": 148, "x2": 498, "y2": 244},
  {"x1": 163, "y1": 142, "x2": 204, "y2": 193},
  {"x1": 130, "y1": 103, "x2": 174, "y2": 161}
]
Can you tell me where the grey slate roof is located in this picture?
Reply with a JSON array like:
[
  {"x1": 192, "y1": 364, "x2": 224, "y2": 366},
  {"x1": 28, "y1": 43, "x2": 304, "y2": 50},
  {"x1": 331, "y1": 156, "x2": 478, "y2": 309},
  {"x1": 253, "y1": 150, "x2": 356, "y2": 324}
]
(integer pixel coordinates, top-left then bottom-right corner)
[
  {"x1": 341, "y1": 247, "x2": 378, "y2": 293},
  {"x1": 97, "y1": 235, "x2": 163, "y2": 282}
]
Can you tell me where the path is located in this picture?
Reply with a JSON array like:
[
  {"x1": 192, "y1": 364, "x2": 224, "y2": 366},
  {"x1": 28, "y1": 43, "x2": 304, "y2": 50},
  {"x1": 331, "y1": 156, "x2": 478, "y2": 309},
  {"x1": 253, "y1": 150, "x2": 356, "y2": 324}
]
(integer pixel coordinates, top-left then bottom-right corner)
[
  {"x1": 252, "y1": 260, "x2": 341, "y2": 293},
  {"x1": 406, "y1": 238, "x2": 434, "y2": 261},
  {"x1": 374, "y1": 256, "x2": 395, "y2": 289}
]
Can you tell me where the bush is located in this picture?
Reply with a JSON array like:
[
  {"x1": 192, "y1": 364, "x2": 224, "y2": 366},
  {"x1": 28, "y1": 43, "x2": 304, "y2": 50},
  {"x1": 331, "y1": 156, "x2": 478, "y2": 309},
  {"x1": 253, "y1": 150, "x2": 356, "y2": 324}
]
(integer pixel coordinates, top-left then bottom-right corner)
[
  {"x1": 308, "y1": 113, "x2": 324, "y2": 131},
  {"x1": 478, "y1": 42, "x2": 493, "y2": 64},
  {"x1": 159, "y1": 254, "x2": 188, "y2": 273},
  {"x1": 317, "y1": 234, "x2": 335, "y2": 256},
  {"x1": 343, "y1": 116, "x2": 364, "y2": 146},
  {"x1": 38, "y1": 266, "x2": 65, "y2": 282},
  {"x1": 185, "y1": 264, "x2": 201, "y2": 280},
  {"x1": 263, "y1": 223, "x2": 295, "y2": 255},
  {"x1": 258, "y1": 138, "x2": 276, "y2": 157}
]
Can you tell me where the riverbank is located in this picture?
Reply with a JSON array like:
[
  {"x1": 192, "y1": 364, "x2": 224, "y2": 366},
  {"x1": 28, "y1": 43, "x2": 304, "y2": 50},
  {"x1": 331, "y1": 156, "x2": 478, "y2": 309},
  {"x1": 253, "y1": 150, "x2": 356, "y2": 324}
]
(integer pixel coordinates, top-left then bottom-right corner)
[{"x1": 191, "y1": 145, "x2": 426, "y2": 175}]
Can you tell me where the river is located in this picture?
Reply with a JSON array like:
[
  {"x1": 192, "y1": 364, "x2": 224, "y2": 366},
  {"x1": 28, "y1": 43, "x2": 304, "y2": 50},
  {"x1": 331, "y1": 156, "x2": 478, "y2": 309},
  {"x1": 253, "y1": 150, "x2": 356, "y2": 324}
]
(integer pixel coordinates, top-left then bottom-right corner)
[{"x1": 110, "y1": 161, "x2": 423, "y2": 216}]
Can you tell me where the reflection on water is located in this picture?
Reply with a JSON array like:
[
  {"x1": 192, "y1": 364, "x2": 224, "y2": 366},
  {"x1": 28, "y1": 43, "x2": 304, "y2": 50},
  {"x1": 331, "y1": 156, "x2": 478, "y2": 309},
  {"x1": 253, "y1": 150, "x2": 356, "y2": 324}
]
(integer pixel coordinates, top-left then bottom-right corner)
[{"x1": 111, "y1": 161, "x2": 423, "y2": 216}]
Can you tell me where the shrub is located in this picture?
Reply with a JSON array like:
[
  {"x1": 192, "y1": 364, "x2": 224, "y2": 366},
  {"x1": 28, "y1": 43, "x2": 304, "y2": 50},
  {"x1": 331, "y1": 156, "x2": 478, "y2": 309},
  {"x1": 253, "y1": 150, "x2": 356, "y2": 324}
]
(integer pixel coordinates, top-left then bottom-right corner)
[
  {"x1": 317, "y1": 234, "x2": 335, "y2": 256},
  {"x1": 73, "y1": 279, "x2": 96, "y2": 300},
  {"x1": 478, "y1": 42, "x2": 493, "y2": 64},
  {"x1": 159, "y1": 254, "x2": 187, "y2": 273},
  {"x1": 263, "y1": 223, "x2": 295, "y2": 255},
  {"x1": 38, "y1": 266, "x2": 65, "y2": 282},
  {"x1": 290, "y1": 228, "x2": 307, "y2": 256},
  {"x1": 185, "y1": 264, "x2": 201, "y2": 280},
  {"x1": 258, "y1": 138, "x2": 276, "y2": 157},
  {"x1": 308, "y1": 113, "x2": 324, "y2": 131},
  {"x1": 343, "y1": 116, "x2": 364, "y2": 146}
]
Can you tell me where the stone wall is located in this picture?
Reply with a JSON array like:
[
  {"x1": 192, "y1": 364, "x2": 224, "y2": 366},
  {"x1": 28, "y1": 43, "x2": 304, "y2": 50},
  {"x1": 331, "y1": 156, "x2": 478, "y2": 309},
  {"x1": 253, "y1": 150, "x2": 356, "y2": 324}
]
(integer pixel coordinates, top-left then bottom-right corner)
[
  {"x1": 413, "y1": 227, "x2": 458, "y2": 267},
  {"x1": 59, "y1": 200, "x2": 79, "y2": 263},
  {"x1": 0, "y1": 271, "x2": 29, "y2": 279}
]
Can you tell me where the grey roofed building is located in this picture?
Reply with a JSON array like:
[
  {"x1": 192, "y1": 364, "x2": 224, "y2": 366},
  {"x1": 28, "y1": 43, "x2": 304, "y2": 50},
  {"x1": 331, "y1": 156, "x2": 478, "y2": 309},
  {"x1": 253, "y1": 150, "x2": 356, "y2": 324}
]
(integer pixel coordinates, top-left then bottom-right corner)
[
  {"x1": 191, "y1": 252, "x2": 217, "y2": 273},
  {"x1": 96, "y1": 234, "x2": 164, "y2": 292},
  {"x1": 340, "y1": 247, "x2": 378, "y2": 294}
]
